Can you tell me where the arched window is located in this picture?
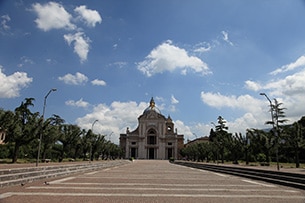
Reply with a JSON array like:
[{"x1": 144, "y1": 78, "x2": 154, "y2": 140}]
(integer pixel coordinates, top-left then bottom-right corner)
[{"x1": 147, "y1": 129, "x2": 156, "y2": 145}]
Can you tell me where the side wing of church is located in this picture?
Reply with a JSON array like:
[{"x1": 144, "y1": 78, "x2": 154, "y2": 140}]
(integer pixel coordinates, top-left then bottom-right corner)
[{"x1": 119, "y1": 98, "x2": 184, "y2": 160}]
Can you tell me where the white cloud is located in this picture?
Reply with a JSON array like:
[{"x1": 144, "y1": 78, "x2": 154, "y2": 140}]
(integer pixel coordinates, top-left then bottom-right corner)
[
  {"x1": 228, "y1": 112, "x2": 261, "y2": 134},
  {"x1": 266, "y1": 69, "x2": 305, "y2": 97},
  {"x1": 200, "y1": 91, "x2": 262, "y2": 113},
  {"x1": 244, "y1": 80, "x2": 262, "y2": 91},
  {"x1": 194, "y1": 46, "x2": 211, "y2": 53},
  {"x1": 221, "y1": 31, "x2": 234, "y2": 46},
  {"x1": 0, "y1": 15, "x2": 10, "y2": 33},
  {"x1": 174, "y1": 120, "x2": 192, "y2": 138},
  {"x1": 171, "y1": 95, "x2": 179, "y2": 104},
  {"x1": 32, "y1": 2, "x2": 76, "y2": 31},
  {"x1": 58, "y1": 72, "x2": 88, "y2": 85},
  {"x1": 91, "y1": 79, "x2": 106, "y2": 86},
  {"x1": 64, "y1": 32, "x2": 90, "y2": 63},
  {"x1": 137, "y1": 40, "x2": 211, "y2": 77},
  {"x1": 245, "y1": 67, "x2": 305, "y2": 100},
  {"x1": 199, "y1": 91, "x2": 274, "y2": 135},
  {"x1": 193, "y1": 42, "x2": 212, "y2": 53},
  {"x1": 65, "y1": 98, "x2": 89, "y2": 108},
  {"x1": 31, "y1": 2, "x2": 102, "y2": 64},
  {"x1": 0, "y1": 66, "x2": 32, "y2": 98},
  {"x1": 200, "y1": 62, "x2": 305, "y2": 134},
  {"x1": 270, "y1": 55, "x2": 305, "y2": 75},
  {"x1": 74, "y1": 5, "x2": 102, "y2": 27},
  {"x1": 76, "y1": 101, "x2": 147, "y2": 143}
]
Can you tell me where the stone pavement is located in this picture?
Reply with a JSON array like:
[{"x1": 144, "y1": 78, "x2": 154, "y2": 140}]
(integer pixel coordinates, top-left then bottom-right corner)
[{"x1": 0, "y1": 160, "x2": 305, "y2": 203}]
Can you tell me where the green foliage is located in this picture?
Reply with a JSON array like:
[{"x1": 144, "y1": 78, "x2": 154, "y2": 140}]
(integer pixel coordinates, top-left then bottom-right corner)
[
  {"x1": 169, "y1": 157, "x2": 174, "y2": 162},
  {"x1": 0, "y1": 98, "x2": 121, "y2": 163},
  {"x1": 1, "y1": 98, "x2": 305, "y2": 166},
  {"x1": 257, "y1": 153, "x2": 267, "y2": 162},
  {"x1": 181, "y1": 112, "x2": 305, "y2": 167}
]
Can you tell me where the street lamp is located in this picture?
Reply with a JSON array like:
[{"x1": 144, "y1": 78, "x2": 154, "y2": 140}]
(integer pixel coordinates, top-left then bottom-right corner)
[
  {"x1": 260, "y1": 92, "x2": 280, "y2": 170},
  {"x1": 89, "y1": 120, "x2": 98, "y2": 163},
  {"x1": 36, "y1": 88, "x2": 57, "y2": 167}
]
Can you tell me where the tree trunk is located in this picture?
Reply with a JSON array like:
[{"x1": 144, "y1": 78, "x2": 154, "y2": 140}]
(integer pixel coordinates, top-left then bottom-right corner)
[
  {"x1": 295, "y1": 149, "x2": 300, "y2": 168},
  {"x1": 42, "y1": 143, "x2": 48, "y2": 161},
  {"x1": 12, "y1": 142, "x2": 20, "y2": 163}
]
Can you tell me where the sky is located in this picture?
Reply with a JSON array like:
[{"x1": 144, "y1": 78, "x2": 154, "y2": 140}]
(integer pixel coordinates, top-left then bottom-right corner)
[{"x1": 1, "y1": 0, "x2": 305, "y2": 144}]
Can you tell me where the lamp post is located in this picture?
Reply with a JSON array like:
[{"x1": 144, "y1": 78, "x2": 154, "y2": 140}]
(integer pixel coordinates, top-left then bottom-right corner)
[
  {"x1": 89, "y1": 120, "x2": 98, "y2": 163},
  {"x1": 260, "y1": 92, "x2": 280, "y2": 170},
  {"x1": 36, "y1": 88, "x2": 57, "y2": 167}
]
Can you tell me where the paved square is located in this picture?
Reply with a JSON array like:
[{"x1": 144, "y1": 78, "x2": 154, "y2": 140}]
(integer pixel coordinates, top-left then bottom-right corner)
[{"x1": 1, "y1": 160, "x2": 305, "y2": 203}]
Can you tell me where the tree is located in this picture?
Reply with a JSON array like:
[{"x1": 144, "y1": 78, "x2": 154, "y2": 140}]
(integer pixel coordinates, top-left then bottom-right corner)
[
  {"x1": 272, "y1": 99, "x2": 287, "y2": 169},
  {"x1": 92, "y1": 134, "x2": 106, "y2": 160},
  {"x1": 282, "y1": 117, "x2": 305, "y2": 168},
  {"x1": 41, "y1": 114, "x2": 65, "y2": 161},
  {"x1": 81, "y1": 130, "x2": 92, "y2": 160},
  {"x1": 212, "y1": 116, "x2": 230, "y2": 163},
  {"x1": 273, "y1": 99, "x2": 288, "y2": 129},
  {"x1": 247, "y1": 128, "x2": 274, "y2": 163},
  {"x1": 57, "y1": 124, "x2": 82, "y2": 162},
  {"x1": 2, "y1": 98, "x2": 40, "y2": 163},
  {"x1": 227, "y1": 133, "x2": 246, "y2": 164}
]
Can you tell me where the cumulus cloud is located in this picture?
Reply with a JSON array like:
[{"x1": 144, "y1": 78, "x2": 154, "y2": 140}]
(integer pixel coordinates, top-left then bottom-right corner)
[
  {"x1": 199, "y1": 91, "x2": 275, "y2": 135},
  {"x1": 270, "y1": 55, "x2": 305, "y2": 75},
  {"x1": 32, "y1": 2, "x2": 76, "y2": 31},
  {"x1": 65, "y1": 98, "x2": 89, "y2": 108},
  {"x1": 31, "y1": 2, "x2": 102, "y2": 63},
  {"x1": 64, "y1": 32, "x2": 90, "y2": 63},
  {"x1": 244, "y1": 65, "x2": 305, "y2": 100},
  {"x1": 58, "y1": 72, "x2": 88, "y2": 85},
  {"x1": 228, "y1": 112, "x2": 261, "y2": 135},
  {"x1": 265, "y1": 69, "x2": 305, "y2": 97},
  {"x1": 75, "y1": 101, "x2": 147, "y2": 143},
  {"x1": 174, "y1": 120, "x2": 192, "y2": 138},
  {"x1": 137, "y1": 40, "x2": 211, "y2": 77},
  {"x1": 0, "y1": 66, "x2": 32, "y2": 98},
  {"x1": 201, "y1": 60, "x2": 305, "y2": 135},
  {"x1": 91, "y1": 79, "x2": 106, "y2": 86},
  {"x1": 74, "y1": 5, "x2": 102, "y2": 27},
  {"x1": 200, "y1": 91, "x2": 262, "y2": 112},
  {"x1": 244, "y1": 80, "x2": 262, "y2": 91}
]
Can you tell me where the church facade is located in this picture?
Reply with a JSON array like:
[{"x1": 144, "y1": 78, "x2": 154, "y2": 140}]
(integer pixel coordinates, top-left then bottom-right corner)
[{"x1": 120, "y1": 98, "x2": 184, "y2": 160}]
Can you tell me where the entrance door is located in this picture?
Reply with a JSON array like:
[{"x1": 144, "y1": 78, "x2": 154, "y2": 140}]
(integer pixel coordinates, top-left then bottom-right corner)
[
  {"x1": 167, "y1": 148, "x2": 173, "y2": 159},
  {"x1": 131, "y1": 148, "x2": 137, "y2": 158},
  {"x1": 148, "y1": 148, "x2": 155, "y2": 159}
]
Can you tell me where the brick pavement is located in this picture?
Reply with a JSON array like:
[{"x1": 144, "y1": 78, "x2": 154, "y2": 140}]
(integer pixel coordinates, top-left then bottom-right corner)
[{"x1": 1, "y1": 160, "x2": 305, "y2": 203}]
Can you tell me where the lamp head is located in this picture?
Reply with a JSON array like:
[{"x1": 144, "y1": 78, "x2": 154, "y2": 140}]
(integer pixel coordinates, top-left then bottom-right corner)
[{"x1": 52, "y1": 88, "x2": 57, "y2": 91}]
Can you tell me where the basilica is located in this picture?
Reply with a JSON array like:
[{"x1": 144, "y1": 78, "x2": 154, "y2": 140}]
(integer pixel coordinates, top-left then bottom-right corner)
[{"x1": 119, "y1": 98, "x2": 184, "y2": 160}]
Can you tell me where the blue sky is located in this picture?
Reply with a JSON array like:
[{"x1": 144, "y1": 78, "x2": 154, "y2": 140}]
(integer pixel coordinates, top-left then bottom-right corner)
[{"x1": 1, "y1": 0, "x2": 305, "y2": 143}]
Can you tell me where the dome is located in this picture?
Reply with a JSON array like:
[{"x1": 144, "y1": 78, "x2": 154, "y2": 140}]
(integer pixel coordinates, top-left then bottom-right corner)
[{"x1": 143, "y1": 97, "x2": 161, "y2": 114}]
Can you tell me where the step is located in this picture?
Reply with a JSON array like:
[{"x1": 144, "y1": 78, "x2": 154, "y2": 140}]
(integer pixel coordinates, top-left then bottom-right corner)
[{"x1": 0, "y1": 160, "x2": 129, "y2": 188}]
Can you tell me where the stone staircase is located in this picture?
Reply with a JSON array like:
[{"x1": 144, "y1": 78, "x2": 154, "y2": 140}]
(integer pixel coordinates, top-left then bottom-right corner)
[{"x1": 0, "y1": 160, "x2": 129, "y2": 188}]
